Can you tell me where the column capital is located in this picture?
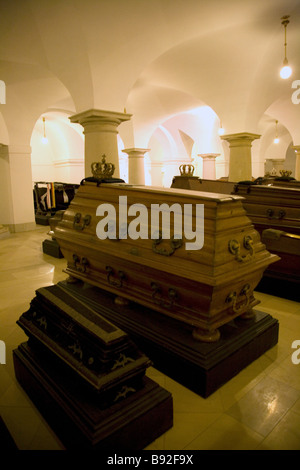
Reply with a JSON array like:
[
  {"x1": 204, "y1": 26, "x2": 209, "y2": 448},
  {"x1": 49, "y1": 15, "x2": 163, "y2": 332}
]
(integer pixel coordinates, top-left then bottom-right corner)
[
  {"x1": 122, "y1": 148, "x2": 150, "y2": 157},
  {"x1": 69, "y1": 108, "x2": 132, "y2": 133},
  {"x1": 221, "y1": 132, "x2": 260, "y2": 147},
  {"x1": 291, "y1": 145, "x2": 300, "y2": 154},
  {"x1": 198, "y1": 153, "x2": 220, "y2": 160},
  {"x1": 267, "y1": 158, "x2": 285, "y2": 164}
]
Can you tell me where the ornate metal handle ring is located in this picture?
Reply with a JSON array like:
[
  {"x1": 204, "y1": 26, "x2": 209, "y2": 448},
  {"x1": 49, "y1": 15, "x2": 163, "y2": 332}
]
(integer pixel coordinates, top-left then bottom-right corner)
[
  {"x1": 226, "y1": 284, "x2": 251, "y2": 314},
  {"x1": 73, "y1": 213, "x2": 91, "y2": 231},
  {"x1": 151, "y1": 282, "x2": 178, "y2": 309},
  {"x1": 152, "y1": 233, "x2": 183, "y2": 256},
  {"x1": 73, "y1": 254, "x2": 89, "y2": 273},
  {"x1": 228, "y1": 235, "x2": 254, "y2": 262},
  {"x1": 266, "y1": 209, "x2": 286, "y2": 220},
  {"x1": 106, "y1": 266, "x2": 126, "y2": 288}
]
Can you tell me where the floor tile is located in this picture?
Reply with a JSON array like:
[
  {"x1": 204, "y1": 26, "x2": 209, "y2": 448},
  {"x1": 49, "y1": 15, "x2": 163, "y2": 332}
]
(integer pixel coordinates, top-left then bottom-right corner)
[
  {"x1": 163, "y1": 412, "x2": 221, "y2": 450},
  {"x1": 164, "y1": 376, "x2": 224, "y2": 414},
  {"x1": 226, "y1": 376, "x2": 300, "y2": 437},
  {"x1": 268, "y1": 355, "x2": 300, "y2": 391},
  {"x1": 257, "y1": 410, "x2": 300, "y2": 450},
  {"x1": 184, "y1": 414, "x2": 264, "y2": 450}
]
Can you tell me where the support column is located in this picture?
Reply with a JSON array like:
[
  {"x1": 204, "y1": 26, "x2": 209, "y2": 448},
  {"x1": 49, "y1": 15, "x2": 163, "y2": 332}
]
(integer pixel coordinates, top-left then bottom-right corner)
[
  {"x1": 198, "y1": 153, "x2": 219, "y2": 180},
  {"x1": 69, "y1": 109, "x2": 132, "y2": 178},
  {"x1": 221, "y1": 132, "x2": 260, "y2": 182},
  {"x1": 292, "y1": 145, "x2": 300, "y2": 180},
  {"x1": 0, "y1": 144, "x2": 35, "y2": 232},
  {"x1": 122, "y1": 148, "x2": 149, "y2": 185}
]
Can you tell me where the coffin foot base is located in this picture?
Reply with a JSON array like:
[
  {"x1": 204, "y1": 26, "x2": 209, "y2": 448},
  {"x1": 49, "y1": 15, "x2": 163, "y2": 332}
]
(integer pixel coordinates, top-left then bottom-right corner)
[
  {"x1": 192, "y1": 327, "x2": 220, "y2": 343},
  {"x1": 65, "y1": 275, "x2": 81, "y2": 284},
  {"x1": 114, "y1": 296, "x2": 130, "y2": 306},
  {"x1": 238, "y1": 308, "x2": 256, "y2": 320}
]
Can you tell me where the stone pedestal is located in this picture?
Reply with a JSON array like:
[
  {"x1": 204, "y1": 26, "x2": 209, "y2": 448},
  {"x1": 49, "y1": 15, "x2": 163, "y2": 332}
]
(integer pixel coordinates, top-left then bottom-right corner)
[
  {"x1": 221, "y1": 132, "x2": 260, "y2": 182},
  {"x1": 70, "y1": 109, "x2": 131, "y2": 178},
  {"x1": 292, "y1": 145, "x2": 300, "y2": 180},
  {"x1": 122, "y1": 148, "x2": 149, "y2": 185},
  {"x1": 265, "y1": 158, "x2": 285, "y2": 176},
  {"x1": 198, "y1": 153, "x2": 219, "y2": 180}
]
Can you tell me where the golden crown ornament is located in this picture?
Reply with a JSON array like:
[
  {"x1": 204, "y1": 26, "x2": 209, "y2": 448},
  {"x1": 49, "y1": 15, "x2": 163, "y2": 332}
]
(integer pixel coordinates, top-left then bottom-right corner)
[
  {"x1": 91, "y1": 155, "x2": 115, "y2": 179},
  {"x1": 179, "y1": 164, "x2": 195, "y2": 177}
]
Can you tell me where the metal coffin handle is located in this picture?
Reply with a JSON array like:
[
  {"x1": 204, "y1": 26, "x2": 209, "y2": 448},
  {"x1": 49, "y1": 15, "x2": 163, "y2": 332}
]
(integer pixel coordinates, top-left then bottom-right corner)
[
  {"x1": 151, "y1": 282, "x2": 178, "y2": 309},
  {"x1": 73, "y1": 254, "x2": 89, "y2": 273},
  {"x1": 228, "y1": 235, "x2": 254, "y2": 263},
  {"x1": 266, "y1": 209, "x2": 286, "y2": 220},
  {"x1": 106, "y1": 266, "x2": 126, "y2": 288},
  {"x1": 226, "y1": 284, "x2": 251, "y2": 314},
  {"x1": 73, "y1": 213, "x2": 91, "y2": 231},
  {"x1": 152, "y1": 232, "x2": 183, "y2": 256}
]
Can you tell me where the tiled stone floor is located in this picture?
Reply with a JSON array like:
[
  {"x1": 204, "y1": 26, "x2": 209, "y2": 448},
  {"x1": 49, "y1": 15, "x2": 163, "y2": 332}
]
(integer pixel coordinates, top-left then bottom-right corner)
[{"x1": 0, "y1": 227, "x2": 300, "y2": 450}]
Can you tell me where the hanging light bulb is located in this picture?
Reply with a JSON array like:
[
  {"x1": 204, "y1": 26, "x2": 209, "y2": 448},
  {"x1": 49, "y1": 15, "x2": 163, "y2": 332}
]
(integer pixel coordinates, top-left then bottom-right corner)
[
  {"x1": 41, "y1": 117, "x2": 48, "y2": 144},
  {"x1": 274, "y1": 120, "x2": 279, "y2": 144},
  {"x1": 280, "y1": 16, "x2": 292, "y2": 79}
]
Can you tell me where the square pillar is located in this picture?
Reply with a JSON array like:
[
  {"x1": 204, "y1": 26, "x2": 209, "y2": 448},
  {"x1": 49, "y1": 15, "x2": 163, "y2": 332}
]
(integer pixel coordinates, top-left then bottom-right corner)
[
  {"x1": 198, "y1": 154, "x2": 220, "y2": 180},
  {"x1": 265, "y1": 158, "x2": 285, "y2": 176},
  {"x1": 221, "y1": 132, "x2": 260, "y2": 182},
  {"x1": 122, "y1": 148, "x2": 149, "y2": 185},
  {"x1": 292, "y1": 145, "x2": 300, "y2": 180},
  {"x1": 70, "y1": 109, "x2": 132, "y2": 178}
]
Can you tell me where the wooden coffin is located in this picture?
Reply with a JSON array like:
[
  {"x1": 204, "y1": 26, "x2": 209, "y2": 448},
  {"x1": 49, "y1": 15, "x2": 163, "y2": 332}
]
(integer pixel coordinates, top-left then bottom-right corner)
[
  {"x1": 171, "y1": 175, "x2": 235, "y2": 194},
  {"x1": 52, "y1": 180, "x2": 278, "y2": 342},
  {"x1": 261, "y1": 228, "x2": 300, "y2": 283},
  {"x1": 233, "y1": 183, "x2": 300, "y2": 286},
  {"x1": 14, "y1": 284, "x2": 173, "y2": 449},
  {"x1": 233, "y1": 183, "x2": 300, "y2": 235},
  {"x1": 17, "y1": 284, "x2": 151, "y2": 398},
  {"x1": 172, "y1": 173, "x2": 300, "y2": 289}
]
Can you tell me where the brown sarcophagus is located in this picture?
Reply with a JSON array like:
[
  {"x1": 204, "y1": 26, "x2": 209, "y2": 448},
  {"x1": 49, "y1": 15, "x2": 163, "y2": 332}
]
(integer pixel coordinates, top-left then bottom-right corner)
[
  {"x1": 14, "y1": 283, "x2": 173, "y2": 449},
  {"x1": 53, "y1": 179, "x2": 279, "y2": 342},
  {"x1": 233, "y1": 182, "x2": 300, "y2": 235},
  {"x1": 233, "y1": 182, "x2": 300, "y2": 284}
]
